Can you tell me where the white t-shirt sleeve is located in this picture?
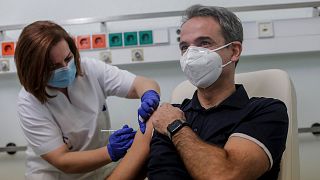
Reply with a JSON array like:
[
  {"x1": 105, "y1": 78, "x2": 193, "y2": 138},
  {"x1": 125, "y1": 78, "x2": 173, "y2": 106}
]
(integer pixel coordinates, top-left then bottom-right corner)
[
  {"x1": 83, "y1": 58, "x2": 136, "y2": 97},
  {"x1": 17, "y1": 90, "x2": 64, "y2": 155}
]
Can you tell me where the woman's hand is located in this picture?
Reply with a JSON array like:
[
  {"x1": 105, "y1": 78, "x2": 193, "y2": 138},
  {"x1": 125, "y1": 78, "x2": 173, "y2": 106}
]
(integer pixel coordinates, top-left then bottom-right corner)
[
  {"x1": 107, "y1": 125, "x2": 136, "y2": 161},
  {"x1": 138, "y1": 90, "x2": 160, "y2": 133}
]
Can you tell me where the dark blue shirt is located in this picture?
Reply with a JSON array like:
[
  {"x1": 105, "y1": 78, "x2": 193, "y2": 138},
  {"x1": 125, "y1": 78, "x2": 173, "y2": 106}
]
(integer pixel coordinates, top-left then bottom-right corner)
[{"x1": 147, "y1": 85, "x2": 288, "y2": 180}]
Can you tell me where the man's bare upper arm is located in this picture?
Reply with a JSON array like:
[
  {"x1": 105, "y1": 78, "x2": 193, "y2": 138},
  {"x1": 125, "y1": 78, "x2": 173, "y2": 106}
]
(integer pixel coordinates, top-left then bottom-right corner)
[{"x1": 224, "y1": 136, "x2": 270, "y2": 179}]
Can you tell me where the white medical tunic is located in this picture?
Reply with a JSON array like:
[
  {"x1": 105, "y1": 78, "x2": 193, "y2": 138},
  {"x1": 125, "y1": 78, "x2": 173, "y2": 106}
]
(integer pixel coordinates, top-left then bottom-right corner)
[{"x1": 17, "y1": 57, "x2": 136, "y2": 180}]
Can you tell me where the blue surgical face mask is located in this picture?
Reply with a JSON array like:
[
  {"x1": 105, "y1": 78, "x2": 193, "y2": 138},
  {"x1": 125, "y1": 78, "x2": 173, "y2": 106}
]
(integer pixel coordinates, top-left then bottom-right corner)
[{"x1": 47, "y1": 58, "x2": 77, "y2": 88}]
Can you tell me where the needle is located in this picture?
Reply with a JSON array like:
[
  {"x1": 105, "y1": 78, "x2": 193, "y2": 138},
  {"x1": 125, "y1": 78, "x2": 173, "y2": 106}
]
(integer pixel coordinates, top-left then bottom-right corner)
[{"x1": 100, "y1": 129, "x2": 117, "y2": 133}]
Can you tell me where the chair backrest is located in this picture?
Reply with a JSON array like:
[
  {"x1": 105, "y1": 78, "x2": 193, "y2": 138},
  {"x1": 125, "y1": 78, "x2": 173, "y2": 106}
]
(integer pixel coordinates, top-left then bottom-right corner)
[{"x1": 170, "y1": 69, "x2": 300, "y2": 180}]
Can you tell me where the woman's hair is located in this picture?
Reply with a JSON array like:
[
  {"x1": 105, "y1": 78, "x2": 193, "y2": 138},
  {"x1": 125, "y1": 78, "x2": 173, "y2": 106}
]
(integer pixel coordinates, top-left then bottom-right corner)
[{"x1": 15, "y1": 20, "x2": 82, "y2": 103}]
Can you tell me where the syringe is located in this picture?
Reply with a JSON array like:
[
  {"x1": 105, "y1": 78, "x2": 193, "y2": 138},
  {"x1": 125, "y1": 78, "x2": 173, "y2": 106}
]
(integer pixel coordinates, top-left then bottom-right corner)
[{"x1": 100, "y1": 129, "x2": 117, "y2": 133}]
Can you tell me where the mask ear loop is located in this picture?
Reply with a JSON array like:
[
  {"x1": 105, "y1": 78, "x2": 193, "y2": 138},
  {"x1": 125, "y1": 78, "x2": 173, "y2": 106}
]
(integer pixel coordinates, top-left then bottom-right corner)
[
  {"x1": 209, "y1": 42, "x2": 233, "y2": 52},
  {"x1": 222, "y1": 60, "x2": 233, "y2": 67},
  {"x1": 209, "y1": 42, "x2": 233, "y2": 68}
]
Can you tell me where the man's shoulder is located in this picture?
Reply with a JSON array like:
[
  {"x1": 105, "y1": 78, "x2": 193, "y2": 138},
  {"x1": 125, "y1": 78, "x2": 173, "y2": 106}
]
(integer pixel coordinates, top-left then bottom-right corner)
[
  {"x1": 248, "y1": 97, "x2": 287, "y2": 110},
  {"x1": 246, "y1": 97, "x2": 288, "y2": 124},
  {"x1": 172, "y1": 98, "x2": 192, "y2": 109}
]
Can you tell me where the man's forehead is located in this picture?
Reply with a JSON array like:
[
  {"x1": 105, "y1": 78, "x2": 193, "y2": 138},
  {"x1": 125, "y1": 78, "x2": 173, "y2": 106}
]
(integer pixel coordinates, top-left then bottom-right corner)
[
  {"x1": 181, "y1": 16, "x2": 220, "y2": 29},
  {"x1": 180, "y1": 17, "x2": 223, "y2": 43}
]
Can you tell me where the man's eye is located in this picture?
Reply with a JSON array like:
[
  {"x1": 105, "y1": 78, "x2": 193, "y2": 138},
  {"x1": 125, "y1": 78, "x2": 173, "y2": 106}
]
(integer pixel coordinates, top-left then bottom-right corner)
[
  {"x1": 200, "y1": 41, "x2": 211, "y2": 47},
  {"x1": 180, "y1": 45, "x2": 188, "y2": 53}
]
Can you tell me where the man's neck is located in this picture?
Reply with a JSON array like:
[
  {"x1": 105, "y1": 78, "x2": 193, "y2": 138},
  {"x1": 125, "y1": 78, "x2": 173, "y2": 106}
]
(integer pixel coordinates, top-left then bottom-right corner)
[{"x1": 197, "y1": 82, "x2": 236, "y2": 109}]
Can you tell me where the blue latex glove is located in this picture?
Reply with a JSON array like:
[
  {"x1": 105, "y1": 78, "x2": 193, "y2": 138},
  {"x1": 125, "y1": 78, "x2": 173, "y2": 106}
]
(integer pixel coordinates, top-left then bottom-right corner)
[
  {"x1": 107, "y1": 125, "x2": 136, "y2": 161},
  {"x1": 138, "y1": 90, "x2": 160, "y2": 133}
]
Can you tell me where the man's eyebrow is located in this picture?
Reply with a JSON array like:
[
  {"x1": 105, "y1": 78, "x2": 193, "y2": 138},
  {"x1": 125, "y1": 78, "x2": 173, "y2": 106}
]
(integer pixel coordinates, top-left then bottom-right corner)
[
  {"x1": 179, "y1": 36, "x2": 218, "y2": 48},
  {"x1": 194, "y1": 36, "x2": 216, "y2": 44},
  {"x1": 179, "y1": 41, "x2": 188, "y2": 47}
]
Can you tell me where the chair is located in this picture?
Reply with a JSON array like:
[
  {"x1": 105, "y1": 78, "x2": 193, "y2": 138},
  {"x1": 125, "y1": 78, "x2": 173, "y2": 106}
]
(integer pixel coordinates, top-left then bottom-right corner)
[{"x1": 170, "y1": 69, "x2": 300, "y2": 180}]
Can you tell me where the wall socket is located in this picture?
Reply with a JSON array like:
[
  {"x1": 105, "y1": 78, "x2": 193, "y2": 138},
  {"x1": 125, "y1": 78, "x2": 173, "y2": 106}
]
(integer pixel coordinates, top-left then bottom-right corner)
[
  {"x1": 0, "y1": 59, "x2": 10, "y2": 72},
  {"x1": 168, "y1": 27, "x2": 180, "y2": 44},
  {"x1": 258, "y1": 21, "x2": 274, "y2": 38},
  {"x1": 131, "y1": 49, "x2": 144, "y2": 61},
  {"x1": 99, "y1": 51, "x2": 112, "y2": 64}
]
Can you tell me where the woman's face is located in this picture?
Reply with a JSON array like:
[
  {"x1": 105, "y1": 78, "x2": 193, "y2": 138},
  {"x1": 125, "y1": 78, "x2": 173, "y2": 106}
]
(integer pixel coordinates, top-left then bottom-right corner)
[{"x1": 49, "y1": 39, "x2": 74, "y2": 71}]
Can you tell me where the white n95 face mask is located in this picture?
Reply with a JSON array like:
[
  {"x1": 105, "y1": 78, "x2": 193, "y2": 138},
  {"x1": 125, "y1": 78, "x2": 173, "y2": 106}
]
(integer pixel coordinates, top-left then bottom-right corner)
[{"x1": 180, "y1": 43, "x2": 233, "y2": 88}]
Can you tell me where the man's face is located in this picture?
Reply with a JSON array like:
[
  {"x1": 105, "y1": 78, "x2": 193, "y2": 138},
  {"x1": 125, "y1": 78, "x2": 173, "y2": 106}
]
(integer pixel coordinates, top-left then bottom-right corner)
[{"x1": 179, "y1": 16, "x2": 232, "y2": 65}]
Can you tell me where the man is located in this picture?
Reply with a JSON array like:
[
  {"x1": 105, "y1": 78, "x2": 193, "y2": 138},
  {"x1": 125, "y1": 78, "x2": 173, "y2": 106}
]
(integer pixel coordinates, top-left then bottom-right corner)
[
  {"x1": 148, "y1": 5, "x2": 288, "y2": 180},
  {"x1": 107, "y1": 4, "x2": 288, "y2": 180}
]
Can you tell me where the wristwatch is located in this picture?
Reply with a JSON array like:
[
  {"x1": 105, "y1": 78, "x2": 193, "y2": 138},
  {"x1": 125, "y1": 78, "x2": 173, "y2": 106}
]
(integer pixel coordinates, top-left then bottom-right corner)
[{"x1": 167, "y1": 119, "x2": 189, "y2": 140}]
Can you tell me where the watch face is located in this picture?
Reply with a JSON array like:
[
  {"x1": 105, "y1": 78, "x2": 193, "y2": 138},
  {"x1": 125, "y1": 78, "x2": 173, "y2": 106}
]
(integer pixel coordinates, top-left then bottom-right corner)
[
  {"x1": 168, "y1": 120, "x2": 183, "y2": 133},
  {"x1": 167, "y1": 120, "x2": 189, "y2": 140}
]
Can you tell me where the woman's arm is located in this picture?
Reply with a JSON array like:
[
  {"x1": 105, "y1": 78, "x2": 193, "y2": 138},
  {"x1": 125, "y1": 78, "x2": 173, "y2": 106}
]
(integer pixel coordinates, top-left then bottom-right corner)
[
  {"x1": 107, "y1": 120, "x2": 153, "y2": 180},
  {"x1": 42, "y1": 146, "x2": 111, "y2": 173},
  {"x1": 126, "y1": 76, "x2": 160, "y2": 98},
  {"x1": 42, "y1": 125, "x2": 135, "y2": 174}
]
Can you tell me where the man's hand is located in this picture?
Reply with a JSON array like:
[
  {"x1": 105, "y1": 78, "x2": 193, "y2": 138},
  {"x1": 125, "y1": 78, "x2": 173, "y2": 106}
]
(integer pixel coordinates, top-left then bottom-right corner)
[{"x1": 150, "y1": 103, "x2": 185, "y2": 135}]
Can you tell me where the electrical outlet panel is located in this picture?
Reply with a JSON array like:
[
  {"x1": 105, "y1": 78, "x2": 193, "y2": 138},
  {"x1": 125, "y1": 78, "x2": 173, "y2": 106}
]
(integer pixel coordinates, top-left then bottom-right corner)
[
  {"x1": 168, "y1": 27, "x2": 180, "y2": 44},
  {"x1": 139, "y1": 31, "x2": 153, "y2": 45},
  {"x1": 92, "y1": 34, "x2": 107, "y2": 49},
  {"x1": 258, "y1": 22, "x2": 274, "y2": 38},
  {"x1": 77, "y1": 35, "x2": 91, "y2": 50},
  {"x1": 99, "y1": 51, "x2": 112, "y2": 64},
  {"x1": 153, "y1": 29, "x2": 169, "y2": 44},
  {"x1": 1, "y1": 42, "x2": 15, "y2": 56},
  {"x1": 124, "y1": 32, "x2": 138, "y2": 46},
  {"x1": 109, "y1": 33, "x2": 123, "y2": 47},
  {"x1": 0, "y1": 59, "x2": 10, "y2": 72},
  {"x1": 131, "y1": 49, "x2": 144, "y2": 61}
]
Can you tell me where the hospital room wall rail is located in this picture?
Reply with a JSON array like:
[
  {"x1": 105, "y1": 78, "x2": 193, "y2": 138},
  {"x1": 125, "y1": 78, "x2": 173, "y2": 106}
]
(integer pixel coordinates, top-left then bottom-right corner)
[
  {"x1": 0, "y1": 1, "x2": 319, "y2": 32},
  {"x1": 1, "y1": 125, "x2": 320, "y2": 154}
]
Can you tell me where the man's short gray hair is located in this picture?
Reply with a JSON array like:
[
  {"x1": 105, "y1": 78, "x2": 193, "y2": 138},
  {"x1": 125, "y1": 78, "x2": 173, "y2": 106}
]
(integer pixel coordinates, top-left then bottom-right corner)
[{"x1": 182, "y1": 5, "x2": 243, "y2": 44}]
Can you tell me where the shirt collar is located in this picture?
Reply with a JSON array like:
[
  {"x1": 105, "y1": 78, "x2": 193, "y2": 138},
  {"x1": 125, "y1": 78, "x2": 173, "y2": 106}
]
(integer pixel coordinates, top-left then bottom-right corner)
[{"x1": 181, "y1": 84, "x2": 249, "y2": 111}]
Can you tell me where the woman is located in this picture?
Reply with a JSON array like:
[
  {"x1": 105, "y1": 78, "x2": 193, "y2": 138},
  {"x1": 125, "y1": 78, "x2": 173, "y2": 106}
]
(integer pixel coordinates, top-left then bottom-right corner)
[{"x1": 14, "y1": 21, "x2": 160, "y2": 180}]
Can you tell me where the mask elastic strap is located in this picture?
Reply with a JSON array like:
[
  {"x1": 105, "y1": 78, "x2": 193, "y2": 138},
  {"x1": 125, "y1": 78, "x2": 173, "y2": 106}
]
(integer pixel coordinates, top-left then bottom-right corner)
[
  {"x1": 222, "y1": 60, "x2": 233, "y2": 68},
  {"x1": 210, "y1": 42, "x2": 233, "y2": 52}
]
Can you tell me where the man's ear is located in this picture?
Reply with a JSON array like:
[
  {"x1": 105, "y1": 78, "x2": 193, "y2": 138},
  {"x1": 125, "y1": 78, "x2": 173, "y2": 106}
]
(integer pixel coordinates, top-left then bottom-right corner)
[{"x1": 230, "y1": 41, "x2": 242, "y2": 63}]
